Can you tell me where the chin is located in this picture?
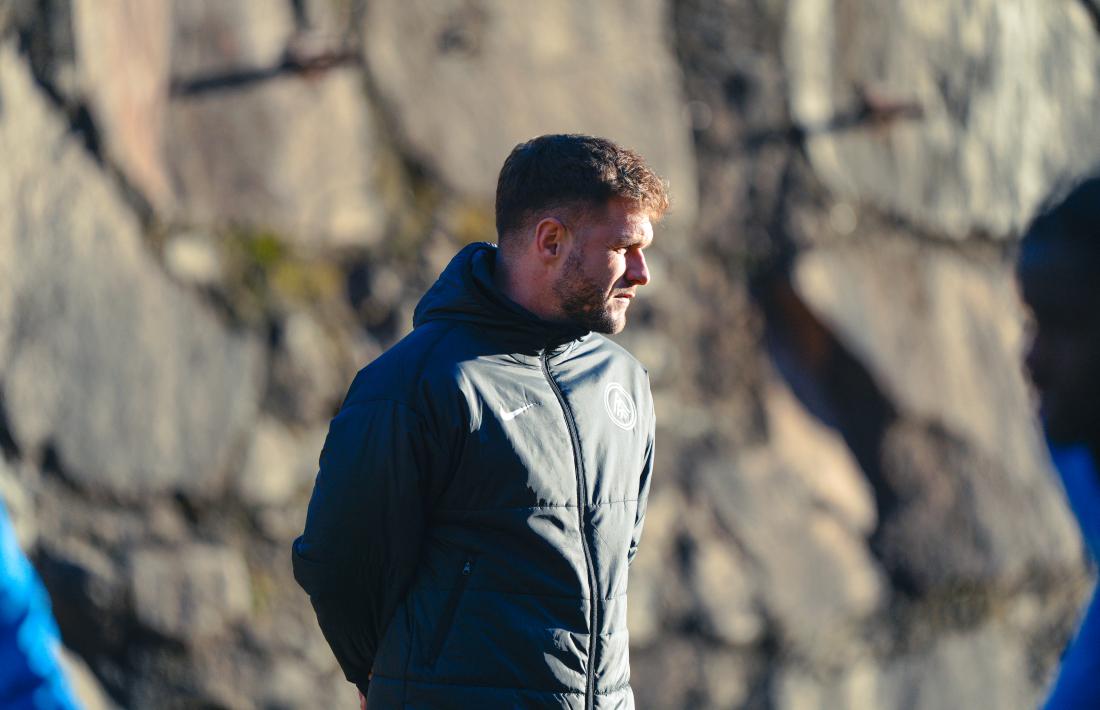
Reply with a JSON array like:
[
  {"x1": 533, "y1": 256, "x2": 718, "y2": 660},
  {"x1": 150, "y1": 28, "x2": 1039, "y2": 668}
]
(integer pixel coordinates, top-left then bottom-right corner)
[
  {"x1": 568, "y1": 302, "x2": 628, "y2": 334},
  {"x1": 598, "y1": 309, "x2": 628, "y2": 334},
  {"x1": 585, "y1": 317, "x2": 625, "y2": 335}
]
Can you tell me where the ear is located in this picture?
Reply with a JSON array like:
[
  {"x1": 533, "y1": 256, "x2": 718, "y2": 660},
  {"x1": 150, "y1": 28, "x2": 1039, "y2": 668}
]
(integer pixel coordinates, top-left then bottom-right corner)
[{"x1": 532, "y1": 217, "x2": 570, "y2": 263}]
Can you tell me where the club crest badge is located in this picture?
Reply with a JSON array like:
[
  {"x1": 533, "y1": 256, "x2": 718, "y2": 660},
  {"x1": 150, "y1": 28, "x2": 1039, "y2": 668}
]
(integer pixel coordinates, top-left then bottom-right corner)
[{"x1": 604, "y1": 383, "x2": 637, "y2": 431}]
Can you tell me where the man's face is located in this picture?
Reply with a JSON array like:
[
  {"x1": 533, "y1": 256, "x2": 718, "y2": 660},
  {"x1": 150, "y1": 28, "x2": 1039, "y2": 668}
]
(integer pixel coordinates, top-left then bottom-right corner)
[
  {"x1": 551, "y1": 199, "x2": 654, "y2": 334},
  {"x1": 1019, "y1": 243, "x2": 1100, "y2": 445}
]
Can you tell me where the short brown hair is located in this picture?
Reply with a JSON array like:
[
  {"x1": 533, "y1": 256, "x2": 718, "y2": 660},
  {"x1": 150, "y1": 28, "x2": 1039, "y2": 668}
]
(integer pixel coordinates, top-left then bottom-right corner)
[{"x1": 494, "y1": 134, "x2": 669, "y2": 245}]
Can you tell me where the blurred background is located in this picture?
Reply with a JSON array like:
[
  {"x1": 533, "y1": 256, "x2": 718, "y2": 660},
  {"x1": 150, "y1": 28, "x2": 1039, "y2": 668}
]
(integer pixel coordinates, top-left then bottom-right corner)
[{"x1": 2, "y1": 0, "x2": 1099, "y2": 708}]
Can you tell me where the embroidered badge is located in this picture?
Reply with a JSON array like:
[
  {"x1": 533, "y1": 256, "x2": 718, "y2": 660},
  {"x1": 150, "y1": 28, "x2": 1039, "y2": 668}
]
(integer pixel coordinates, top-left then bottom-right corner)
[{"x1": 604, "y1": 383, "x2": 636, "y2": 431}]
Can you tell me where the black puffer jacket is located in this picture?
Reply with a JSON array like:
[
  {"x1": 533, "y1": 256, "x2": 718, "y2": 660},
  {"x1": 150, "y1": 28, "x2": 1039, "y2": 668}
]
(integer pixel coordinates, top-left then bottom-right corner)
[{"x1": 293, "y1": 242, "x2": 654, "y2": 709}]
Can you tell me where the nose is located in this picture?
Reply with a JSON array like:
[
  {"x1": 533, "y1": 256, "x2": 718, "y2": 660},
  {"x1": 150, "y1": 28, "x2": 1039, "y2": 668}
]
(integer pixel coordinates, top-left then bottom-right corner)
[{"x1": 626, "y1": 249, "x2": 650, "y2": 287}]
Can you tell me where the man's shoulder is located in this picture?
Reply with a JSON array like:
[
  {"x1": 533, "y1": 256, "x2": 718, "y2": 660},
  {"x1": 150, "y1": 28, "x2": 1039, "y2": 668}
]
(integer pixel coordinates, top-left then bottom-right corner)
[
  {"x1": 583, "y1": 333, "x2": 650, "y2": 377},
  {"x1": 346, "y1": 321, "x2": 467, "y2": 403}
]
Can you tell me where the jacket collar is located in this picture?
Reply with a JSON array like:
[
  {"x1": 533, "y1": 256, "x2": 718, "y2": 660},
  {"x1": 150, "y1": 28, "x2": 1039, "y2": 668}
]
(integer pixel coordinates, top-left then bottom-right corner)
[{"x1": 413, "y1": 242, "x2": 590, "y2": 355}]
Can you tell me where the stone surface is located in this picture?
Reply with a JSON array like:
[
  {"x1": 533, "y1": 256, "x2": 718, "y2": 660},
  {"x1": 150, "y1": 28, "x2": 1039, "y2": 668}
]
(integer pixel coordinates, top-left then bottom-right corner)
[
  {"x1": 695, "y1": 378, "x2": 884, "y2": 651},
  {"x1": 777, "y1": 621, "x2": 1042, "y2": 710},
  {"x1": 784, "y1": 0, "x2": 1100, "y2": 238},
  {"x1": 235, "y1": 417, "x2": 324, "y2": 509},
  {"x1": 129, "y1": 544, "x2": 252, "y2": 642},
  {"x1": 259, "y1": 657, "x2": 333, "y2": 710},
  {"x1": 36, "y1": 534, "x2": 130, "y2": 659},
  {"x1": 163, "y1": 0, "x2": 383, "y2": 247},
  {"x1": 0, "y1": 456, "x2": 36, "y2": 549},
  {"x1": 165, "y1": 68, "x2": 385, "y2": 248},
  {"x1": 763, "y1": 377, "x2": 877, "y2": 535},
  {"x1": 0, "y1": 45, "x2": 262, "y2": 498},
  {"x1": 700, "y1": 438, "x2": 885, "y2": 659},
  {"x1": 777, "y1": 659, "x2": 879, "y2": 710},
  {"x1": 9, "y1": 0, "x2": 174, "y2": 206},
  {"x1": 363, "y1": 0, "x2": 698, "y2": 234},
  {"x1": 36, "y1": 0, "x2": 383, "y2": 246},
  {"x1": 60, "y1": 648, "x2": 120, "y2": 710},
  {"x1": 626, "y1": 484, "x2": 695, "y2": 649},
  {"x1": 794, "y1": 240, "x2": 1042, "y2": 485},
  {"x1": 9, "y1": 0, "x2": 81, "y2": 102},
  {"x1": 72, "y1": 0, "x2": 173, "y2": 207},
  {"x1": 163, "y1": 230, "x2": 223, "y2": 287},
  {"x1": 876, "y1": 420, "x2": 1083, "y2": 592},
  {"x1": 630, "y1": 640, "x2": 718, "y2": 710},
  {"x1": 688, "y1": 531, "x2": 764, "y2": 646},
  {"x1": 0, "y1": 0, "x2": 34, "y2": 38},
  {"x1": 791, "y1": 240, "x2": 1083, "y2": 587},
  {"x1": 265, "y1": 311, "x2": 350, "y2": 425},
  {"x1": 168, "y1": 0, "x2": 294, "y2": 78},
  {"x1": 698, "y1": 649, "x2": 752, "y2": 709}
]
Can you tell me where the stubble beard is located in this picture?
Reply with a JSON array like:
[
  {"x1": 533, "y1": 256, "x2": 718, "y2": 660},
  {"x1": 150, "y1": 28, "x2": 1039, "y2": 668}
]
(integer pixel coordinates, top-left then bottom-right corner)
[{"x1": 552, "y1": 249, "x2": 626, "y2": 334}]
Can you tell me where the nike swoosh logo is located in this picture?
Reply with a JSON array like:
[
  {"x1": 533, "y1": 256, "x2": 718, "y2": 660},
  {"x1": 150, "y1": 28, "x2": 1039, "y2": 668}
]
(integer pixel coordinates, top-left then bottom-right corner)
[{"x1": 500, "y1": 403, "x2": 536, "y2": 421}]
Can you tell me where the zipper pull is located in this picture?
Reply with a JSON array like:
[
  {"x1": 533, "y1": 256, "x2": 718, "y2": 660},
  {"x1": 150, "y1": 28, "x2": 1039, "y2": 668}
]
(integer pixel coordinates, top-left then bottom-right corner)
[{"x1": 462, "y1": 560, "x2": 472, "y2": 575}]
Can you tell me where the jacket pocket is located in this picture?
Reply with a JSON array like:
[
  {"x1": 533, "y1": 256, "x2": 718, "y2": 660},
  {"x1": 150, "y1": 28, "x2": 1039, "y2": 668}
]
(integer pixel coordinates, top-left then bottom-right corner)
[{"x1": 423, "y1": 556, "x2": 474, "y2": 666}]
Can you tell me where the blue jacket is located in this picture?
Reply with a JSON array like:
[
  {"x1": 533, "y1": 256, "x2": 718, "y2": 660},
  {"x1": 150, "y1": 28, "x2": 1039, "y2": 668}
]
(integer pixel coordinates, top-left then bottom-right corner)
[
  {"x1": 1044, "y1": 445, "x2": 1100, "y2": 709},
  {"x1": 293, "y1": 243, "x2": 655, "y2": 709},
  {"x1": 0, "y1": 501, "x2": 81, "y2": 709}
]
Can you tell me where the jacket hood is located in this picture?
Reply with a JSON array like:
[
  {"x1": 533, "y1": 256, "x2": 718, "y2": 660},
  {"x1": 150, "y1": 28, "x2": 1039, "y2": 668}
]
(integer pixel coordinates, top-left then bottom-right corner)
[{"x1": 413, "y1": 242, "x2": 588, "y2": 350}]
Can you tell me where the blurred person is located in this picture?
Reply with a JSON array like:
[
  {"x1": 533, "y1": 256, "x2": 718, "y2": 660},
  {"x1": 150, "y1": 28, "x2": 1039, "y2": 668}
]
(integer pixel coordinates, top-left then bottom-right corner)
[
  {"x1": 0, "y1": 500, "x2": 81, "y2": 709},
  {"x1": 293, "y1": 134, "x2": 666, "y2": 709},
  {"x1": 1018, "y1": 174, "x2": 1100, "y2": 708}
]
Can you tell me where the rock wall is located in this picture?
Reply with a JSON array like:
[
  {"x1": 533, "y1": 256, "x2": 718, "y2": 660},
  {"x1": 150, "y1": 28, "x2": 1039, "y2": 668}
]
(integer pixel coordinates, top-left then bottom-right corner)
[{"x1": 1, "y1": 1, "x2": 1097, "y2": 708}]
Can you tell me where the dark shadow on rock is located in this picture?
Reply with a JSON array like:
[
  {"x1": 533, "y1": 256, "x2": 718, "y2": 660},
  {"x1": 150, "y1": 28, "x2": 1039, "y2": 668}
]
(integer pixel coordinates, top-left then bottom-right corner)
[
  {"x1": 168, "y1": 48, "x2": 362, "y2": 98},
  {"x1": 1081, "y1": 0, "x2": 1100, "y2": 35},
  {"x1": 754, "y1": 262, "x2": 1066, "y2": 602},
  {"x1": 34, "y1": 541, "x2": 133, "y2": 706},
  {"x1": 0, "y1": 391, "x2": 21, "y2": 459},
  {"x1": 753, "y1": 265, "x2": 922, "y2": 592},
  {"x1": 12, "y1": 0, "x2": 102, "y2": 159}
]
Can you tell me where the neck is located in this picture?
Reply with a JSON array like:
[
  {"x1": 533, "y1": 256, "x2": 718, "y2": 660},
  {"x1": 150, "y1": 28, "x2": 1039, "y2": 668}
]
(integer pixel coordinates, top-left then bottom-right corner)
[{"x1": 494, "y1": 250, "x2": 558, "y2": 322}]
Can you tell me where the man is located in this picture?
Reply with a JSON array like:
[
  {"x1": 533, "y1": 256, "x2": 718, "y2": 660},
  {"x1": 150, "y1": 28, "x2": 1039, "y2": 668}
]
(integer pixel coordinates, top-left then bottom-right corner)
[
  {"x1": 293, "y1": 134, "x2": 667, "y2": 709},
  {"x1": 1017, "y1": 175, "x2": 1100, "y2": 708}
]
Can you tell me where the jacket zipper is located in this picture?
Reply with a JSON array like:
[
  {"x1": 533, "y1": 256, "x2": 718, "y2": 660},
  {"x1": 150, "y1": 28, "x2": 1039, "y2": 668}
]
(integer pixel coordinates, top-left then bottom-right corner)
[
  {"x1": 424, "y1": 556, "x2": 474, "y2": 666},
  {"x1": 541, "y1": 350, "x2": 598, "y2": 710}
]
